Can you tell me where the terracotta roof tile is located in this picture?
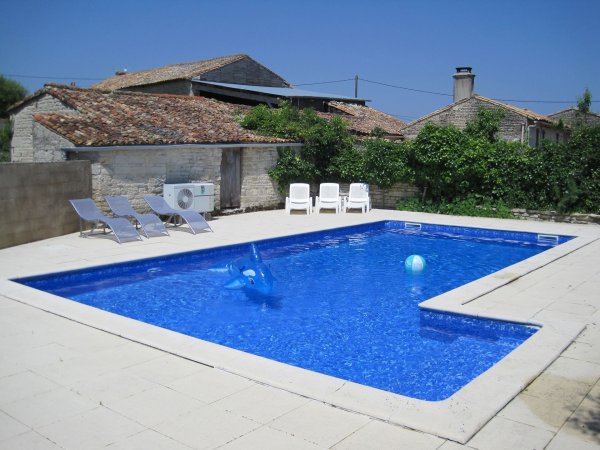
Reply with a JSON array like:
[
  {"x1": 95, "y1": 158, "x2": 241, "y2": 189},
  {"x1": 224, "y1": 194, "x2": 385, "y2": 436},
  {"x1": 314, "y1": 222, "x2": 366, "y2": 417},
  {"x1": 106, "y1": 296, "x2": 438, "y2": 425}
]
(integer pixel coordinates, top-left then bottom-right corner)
[
  {"x1": 34, "y1": 85, "x2": 291, "y2": 147},
  {"x1": 92, "y1": 54, "x2": 249, "y2": 90},
  {"x1": 473, "y1": 95, "x2": 552, "y2": 122},
  {"x1": 321, "y1": 101, "x2": 406, "y2": 136},
  {"x1": 403, "y1": 95, "x2": 554, "y2": 129}
]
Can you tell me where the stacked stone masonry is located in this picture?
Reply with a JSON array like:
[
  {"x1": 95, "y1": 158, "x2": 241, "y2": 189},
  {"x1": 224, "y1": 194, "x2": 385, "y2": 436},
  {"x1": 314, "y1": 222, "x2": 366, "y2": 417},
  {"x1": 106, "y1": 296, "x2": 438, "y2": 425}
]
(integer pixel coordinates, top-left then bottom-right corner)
[
  {"x1": 200, "y1": 58, "x2": 289, "y2": 87},
  {"x1": 511, "y1": 209, "x2": 600, "y2": 225},
  {"x1": 11, "y1": 94, "x2": 76, "y2": 162},
  {"x1": 401, "y1": 97, "x2": 567, "y2": 144},
  {"x1": 241, "y1": 147, "x2": 282, "y2": 209},
  {"x1": 125, "y1": 79, "x2": 193, "y2": 96}
]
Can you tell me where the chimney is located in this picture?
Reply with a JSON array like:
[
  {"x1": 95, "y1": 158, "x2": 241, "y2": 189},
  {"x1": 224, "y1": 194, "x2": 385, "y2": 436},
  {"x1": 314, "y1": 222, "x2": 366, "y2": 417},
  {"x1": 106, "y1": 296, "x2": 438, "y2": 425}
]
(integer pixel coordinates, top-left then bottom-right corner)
[{"x1": 453, "y1": 67, "x2": 475, "y2": 102}]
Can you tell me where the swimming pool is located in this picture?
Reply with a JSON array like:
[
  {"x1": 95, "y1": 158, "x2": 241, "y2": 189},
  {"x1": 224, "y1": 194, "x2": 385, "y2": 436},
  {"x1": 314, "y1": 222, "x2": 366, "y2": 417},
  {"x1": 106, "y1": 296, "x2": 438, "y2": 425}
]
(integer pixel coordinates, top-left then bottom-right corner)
[{"x1": 15, "y1": 220, "x2": 572, "y2": 401}]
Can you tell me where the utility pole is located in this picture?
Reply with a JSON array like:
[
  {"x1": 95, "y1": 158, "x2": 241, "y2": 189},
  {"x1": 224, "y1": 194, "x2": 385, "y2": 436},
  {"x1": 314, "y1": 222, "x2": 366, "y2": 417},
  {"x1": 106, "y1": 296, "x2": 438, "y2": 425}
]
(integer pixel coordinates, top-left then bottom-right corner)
[{"x1": 354, "y1": 75, "x2": 358, "y2": 98}]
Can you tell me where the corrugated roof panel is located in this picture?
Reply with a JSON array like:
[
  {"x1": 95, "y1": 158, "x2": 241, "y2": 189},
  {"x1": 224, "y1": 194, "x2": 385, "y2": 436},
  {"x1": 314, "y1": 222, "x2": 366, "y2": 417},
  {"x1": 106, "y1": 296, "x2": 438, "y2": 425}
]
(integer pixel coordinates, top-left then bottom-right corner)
[{"x1": 192, "y1": 79, "x2": 367, "y2": 101}]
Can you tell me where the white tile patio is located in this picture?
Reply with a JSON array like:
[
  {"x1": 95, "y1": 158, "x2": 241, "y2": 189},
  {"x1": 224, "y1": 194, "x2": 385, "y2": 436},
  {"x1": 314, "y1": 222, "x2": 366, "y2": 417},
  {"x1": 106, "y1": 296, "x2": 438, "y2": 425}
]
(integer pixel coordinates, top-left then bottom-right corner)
[{"x1": 1, "y1": 209, "x2": 599, "y2": 449}]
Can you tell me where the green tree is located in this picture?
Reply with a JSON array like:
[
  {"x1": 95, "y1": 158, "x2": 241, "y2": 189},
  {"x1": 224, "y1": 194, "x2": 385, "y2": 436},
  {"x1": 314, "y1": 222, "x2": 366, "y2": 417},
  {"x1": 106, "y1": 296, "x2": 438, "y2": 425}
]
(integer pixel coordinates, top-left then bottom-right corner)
[
  {"x1": 268, "y1": 147, "x2": 316, "y2": 194},
  {"x1": 406, "y1": 123, "x2": 467, "y2": 201},
  {"x1": 0, "y1": 75, "x2": 27, "y2": 117},
  {"x1": 0, "y1": 76, "x2": 27, "y2": 162},
  {"x1": 363, "y1": 138, "x2": 408, "y2": 189},
  {"x1": 241, "y1": 101, "x2": 354, "y2": 186},
  {"x1": 464, "y1": 107, "x2": 506, "y2": 143},
  {"x1": 577, "y1": 87, "x2": 592, "y2": 114}
]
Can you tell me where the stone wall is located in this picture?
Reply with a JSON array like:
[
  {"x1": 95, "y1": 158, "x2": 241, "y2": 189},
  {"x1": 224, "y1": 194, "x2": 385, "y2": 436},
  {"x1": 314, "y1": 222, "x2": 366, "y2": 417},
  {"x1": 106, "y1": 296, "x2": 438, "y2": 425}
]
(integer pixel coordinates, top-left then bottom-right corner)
[
  {"x1": 201, "y1": 58, "x2": 289, "y2": 87},
  {"x1": 10, "y1": 93, "x2": 76, "y2": 162},
  {"x1": 0, "y1": 161, "x2": 92, "y2": 249},
  {"x1": 335, "y1": 182, "x2": 420, "y2": 209},
  {"x1": 32, "y1": 121, "x2": 74, "y2": 161},
  {"x1": 240, "y1": 147, "x2": 282, "y2": 209},
  {"x1": 511, "y1": 209, "x2": 600, "y2": 225},
  {"x1": 401, "y1": 97, "x2": 568, "y2": 145},
  {"x1": 548, "y1": 109, "x2": 600, "y2": 127},
  {"x1": 68, "y1": 147, "x2": 223, "y2": 213},
  {"x1": 123, "y1": 79, "x2": 193, "y2": 96}
]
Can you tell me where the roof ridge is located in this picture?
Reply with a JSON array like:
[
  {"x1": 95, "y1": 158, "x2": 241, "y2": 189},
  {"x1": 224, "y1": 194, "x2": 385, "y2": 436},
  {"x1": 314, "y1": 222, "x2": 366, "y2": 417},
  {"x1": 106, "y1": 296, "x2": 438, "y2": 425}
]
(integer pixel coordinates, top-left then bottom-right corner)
[
  {"x1": 472, "y1": 94, "x2": 551, "y2": 122},
  {"x1": 120, "y1": 53, "x2": 247, "y2": 74},
  {"x1": 91, "y1": 54, "x2": 251, "y2": 90},
  {"x1": 401, "y1": 97, "x2": 471, "y2": 129}
]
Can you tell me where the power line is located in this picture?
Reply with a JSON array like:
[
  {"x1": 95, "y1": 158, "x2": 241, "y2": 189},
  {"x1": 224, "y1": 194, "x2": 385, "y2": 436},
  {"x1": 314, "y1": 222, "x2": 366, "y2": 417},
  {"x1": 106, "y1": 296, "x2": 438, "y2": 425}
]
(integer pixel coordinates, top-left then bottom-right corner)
[
  {"x1": 295, "y1": 76, "x2": 599, "y2": 104},
  {"x1": 360, "y1": 78, "x2": 453, "y2": 97},
  {"x1": 294, "y1": 78, "x2": 355, "y2": 86},
  {"x1": 5, "y1": 71, "x2": 598, "y2": 104},
  {"x1": 360, "y1": 77, "x2": 600, "y2": 104},
  {"x1": 491, "y1": 97, "x2": 598, "y2": 104},
  {"x1": 3, "y1": 73, "x2": 103, "y2": 81}
]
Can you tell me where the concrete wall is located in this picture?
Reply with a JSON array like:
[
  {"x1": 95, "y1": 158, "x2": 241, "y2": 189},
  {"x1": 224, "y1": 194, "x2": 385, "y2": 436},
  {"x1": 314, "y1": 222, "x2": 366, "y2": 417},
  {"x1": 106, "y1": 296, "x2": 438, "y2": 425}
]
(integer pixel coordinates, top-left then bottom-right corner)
[
  {"x1": 0, "y1": 161, "x2": 92, "y2": 249},
  {"x1": 401, "y1": 97, "x2": 568, "y2": 145},
  {"x1": 10, "y1": 93, "x2": 76, "y2": 162}
]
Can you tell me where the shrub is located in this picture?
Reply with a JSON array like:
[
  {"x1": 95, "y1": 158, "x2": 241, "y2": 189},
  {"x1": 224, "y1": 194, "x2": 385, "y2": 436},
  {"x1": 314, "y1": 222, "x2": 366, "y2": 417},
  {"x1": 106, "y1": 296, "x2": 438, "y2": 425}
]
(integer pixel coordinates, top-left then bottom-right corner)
[
  {"x1": 241, "y1": 102, "x2": 354, "y2": 186},
  {"x1": 268, "y1": 147, "x2": 316, "y2": 193},
  {"x1": 397, "y1": 196, "x2": 513, "y2": 219},
  {"x1": 0, "y1": 123, "x2": 11, "y2": 162},
  {"x1": 363, "y1": 138, "x2": 410, "y2": 189}
]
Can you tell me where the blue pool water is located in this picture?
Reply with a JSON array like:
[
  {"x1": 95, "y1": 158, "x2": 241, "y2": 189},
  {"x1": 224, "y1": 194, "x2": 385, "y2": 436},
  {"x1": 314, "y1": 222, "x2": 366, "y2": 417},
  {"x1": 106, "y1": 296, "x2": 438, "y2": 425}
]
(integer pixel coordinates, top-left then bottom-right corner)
[{"x1": 16, "y1": 221, "x2": 572, "y2": 401}]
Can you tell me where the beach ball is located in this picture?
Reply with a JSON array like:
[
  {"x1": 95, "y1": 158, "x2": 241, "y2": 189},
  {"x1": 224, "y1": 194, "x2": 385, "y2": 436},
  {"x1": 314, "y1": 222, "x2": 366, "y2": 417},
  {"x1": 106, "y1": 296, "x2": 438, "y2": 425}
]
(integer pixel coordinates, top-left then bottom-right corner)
[{"x1": 405, "y1": 254, "x2": 426, "y2": 274}]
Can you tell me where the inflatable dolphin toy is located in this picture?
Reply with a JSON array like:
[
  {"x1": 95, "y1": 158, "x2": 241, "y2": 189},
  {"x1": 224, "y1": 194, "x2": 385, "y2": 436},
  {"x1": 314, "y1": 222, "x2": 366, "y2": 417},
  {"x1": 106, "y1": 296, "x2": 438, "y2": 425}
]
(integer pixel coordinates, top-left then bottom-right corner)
[{"x1": 216, "y1": 243, "x2": 274, "y2": 295}]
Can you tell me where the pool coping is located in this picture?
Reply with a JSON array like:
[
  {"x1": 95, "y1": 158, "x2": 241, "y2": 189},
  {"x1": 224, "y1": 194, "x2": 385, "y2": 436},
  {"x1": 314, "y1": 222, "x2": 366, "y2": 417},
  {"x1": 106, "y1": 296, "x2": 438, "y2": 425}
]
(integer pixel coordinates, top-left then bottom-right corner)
[{"x1": 0, "y1": 210, "x2": 597, "y2": 444}]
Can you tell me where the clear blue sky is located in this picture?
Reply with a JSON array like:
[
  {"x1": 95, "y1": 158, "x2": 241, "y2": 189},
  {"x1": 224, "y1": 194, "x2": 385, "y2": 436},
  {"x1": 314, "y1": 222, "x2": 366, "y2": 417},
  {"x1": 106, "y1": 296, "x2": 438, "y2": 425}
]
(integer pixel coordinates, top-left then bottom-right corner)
[{"x1": 1, "y1": 0, "x2": 598, "y2": 121}]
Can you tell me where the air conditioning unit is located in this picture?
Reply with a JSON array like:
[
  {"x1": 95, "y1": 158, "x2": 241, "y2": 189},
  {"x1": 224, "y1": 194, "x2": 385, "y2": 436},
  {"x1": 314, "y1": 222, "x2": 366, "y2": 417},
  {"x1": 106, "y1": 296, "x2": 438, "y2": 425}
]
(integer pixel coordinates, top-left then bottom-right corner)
[{"x1": 163, "y1": 183, "x2": 215, "y2": 213}]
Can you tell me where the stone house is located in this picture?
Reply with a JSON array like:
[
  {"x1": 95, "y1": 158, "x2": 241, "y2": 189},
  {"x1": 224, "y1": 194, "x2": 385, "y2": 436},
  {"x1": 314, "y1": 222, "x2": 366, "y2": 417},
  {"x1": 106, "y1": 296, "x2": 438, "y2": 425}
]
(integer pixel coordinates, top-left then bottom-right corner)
[
  {"x1": 8, "y1": 84, "x2": 300, "y2": 212},
  {"x1": 8, "y1": 82, "x2": 408, "y2": 212},
  {"x1": 93, "y1": 54, "x2": 291, "y2": 95},
  {"x1": 548, "y1": 107, "x2": 600, "y2": 128},
  {"x1": 7, "y1": 54, "x2": 410, "y2": 215},
  {"x1": 401, "y1": 68, "x2": 567, "y2": 146},
  {"x1": 92, "y1": 53, "x2": 406, "y2": 133}
]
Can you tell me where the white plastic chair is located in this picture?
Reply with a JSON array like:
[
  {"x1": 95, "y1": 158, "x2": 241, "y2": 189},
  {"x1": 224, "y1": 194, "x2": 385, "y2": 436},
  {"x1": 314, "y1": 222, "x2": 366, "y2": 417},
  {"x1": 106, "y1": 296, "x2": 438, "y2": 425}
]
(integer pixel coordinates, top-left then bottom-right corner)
[
  {"x1": 315, "y1": 183, "x2": 341, "y2": 214},
  {"x1": 285, "y1": 183, "x2": 312, "y2": 215},
  {"x1": 344, "y1": 183, "x2": 371, "y2": 213}
]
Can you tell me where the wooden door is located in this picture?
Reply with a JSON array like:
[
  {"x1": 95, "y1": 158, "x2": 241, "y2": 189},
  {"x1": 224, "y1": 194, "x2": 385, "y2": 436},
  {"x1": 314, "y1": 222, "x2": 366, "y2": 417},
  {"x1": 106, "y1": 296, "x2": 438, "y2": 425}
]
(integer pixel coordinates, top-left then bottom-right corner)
[{"x1": 220, "y1": 148, "x2": 241, "y2": 209}]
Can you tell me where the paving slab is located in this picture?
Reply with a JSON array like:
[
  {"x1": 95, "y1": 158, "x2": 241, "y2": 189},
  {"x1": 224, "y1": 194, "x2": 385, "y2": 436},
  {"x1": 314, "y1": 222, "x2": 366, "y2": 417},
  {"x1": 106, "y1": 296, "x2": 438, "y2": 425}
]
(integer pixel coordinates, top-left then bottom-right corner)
[
  {"x1": 1, "y1": 386, "x2": 97, "y2": 428},
  {"x1": 152, "y1": 404, "x2": 261, "y2": 450},
  {"x1": 212, "y1": 383, "x2": 310, "y2": 424},
  {"x1": 331, "y1": 419, "x2": 444, "y2": 450},
  {"x1": 0, "y1": 430, "x2": 62, "y2": 450},
  {"x1": 36, "y1": 406, "x2": 145, "y2": 450},
  {"x1": 467, "y1": 416, "x2": 555, "y2": 450},
  {"x1": 268, "y1": 401, "x2": 371, "y2": 448},
  {"x1": 219, "y1": 425, "x2": 325, "y2": 450},
  {"x1": 1, "y1": 210, "x2": 600, "y2": 448},
  {"x1": 0, "y1": 409, "x2": 30, "y2": 442}
]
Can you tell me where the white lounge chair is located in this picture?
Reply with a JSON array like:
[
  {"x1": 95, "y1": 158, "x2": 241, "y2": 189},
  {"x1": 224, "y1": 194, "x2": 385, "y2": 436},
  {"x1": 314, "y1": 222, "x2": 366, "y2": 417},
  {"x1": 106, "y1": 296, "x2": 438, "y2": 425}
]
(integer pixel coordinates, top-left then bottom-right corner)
[
  {"x1": 69, "y1": 198, "x2": 142, "y2": 244},
  {"x1": 344, "y1": 183, "x2": 371, "y2": 213},
  {"x1": 315, "y1": 183, "x2": 341, "y2": 214},
  {"x1": 285, "y1": 183, "x2": 312, "y2": 215}
]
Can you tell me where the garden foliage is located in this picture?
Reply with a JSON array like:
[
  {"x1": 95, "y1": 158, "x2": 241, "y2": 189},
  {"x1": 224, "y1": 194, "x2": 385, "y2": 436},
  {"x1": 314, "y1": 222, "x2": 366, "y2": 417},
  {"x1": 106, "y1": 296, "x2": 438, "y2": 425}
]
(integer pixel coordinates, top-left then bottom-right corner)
[{"x1": 241, "y1": 102, "x2": 600, "y2": 215}]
